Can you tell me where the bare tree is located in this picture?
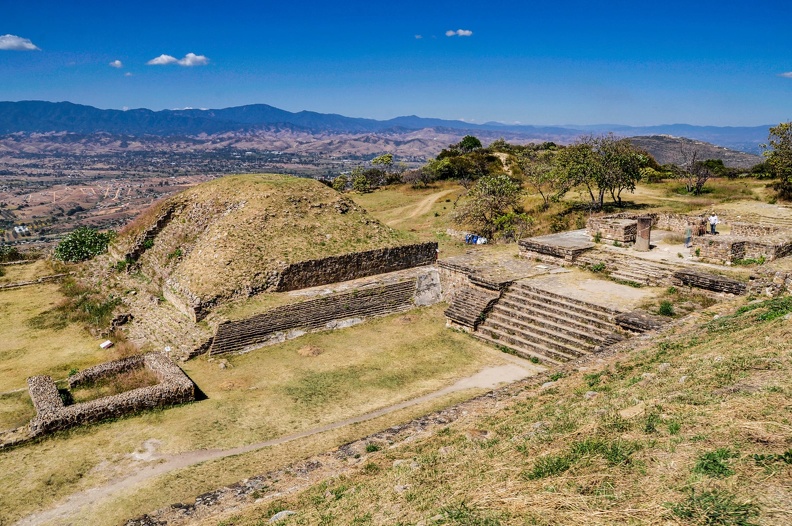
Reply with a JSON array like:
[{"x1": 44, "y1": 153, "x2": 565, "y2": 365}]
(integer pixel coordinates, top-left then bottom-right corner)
[{"x1": 676, "y1": 144, "x2": 711, "y2": 195}]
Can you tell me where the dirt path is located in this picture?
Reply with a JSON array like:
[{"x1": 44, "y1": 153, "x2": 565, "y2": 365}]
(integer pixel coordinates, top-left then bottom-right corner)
[
  {"x1": 16, "y1": 362, "x2": 539, "y2": 526},
  {"x1": 386, "y1": 189, "x2": 456, "y2": 226}
]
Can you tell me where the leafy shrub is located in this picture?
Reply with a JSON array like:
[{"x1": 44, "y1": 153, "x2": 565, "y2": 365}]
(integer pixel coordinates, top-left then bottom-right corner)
[
  {"x1": 589, "y1": 262, "x2": 606, "y2": 273},
  {"x1": 659, "y1": 301, "x2": 675, "y2": 317},
  {"x1": 54, "y1": 227, "x2": 115, "y2": 262}
]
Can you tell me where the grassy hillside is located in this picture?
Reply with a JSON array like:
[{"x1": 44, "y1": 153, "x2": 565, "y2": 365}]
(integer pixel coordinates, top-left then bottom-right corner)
[
  {"x1": 204, "y1": 295, "x2": 792, "y2": 525},
  {"x1": 113, "y1": 174, "x2": 412, "y2": 305}
]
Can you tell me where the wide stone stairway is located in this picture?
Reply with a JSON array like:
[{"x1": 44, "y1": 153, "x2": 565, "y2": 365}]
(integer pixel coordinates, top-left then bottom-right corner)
[
  {"x1": 474, "y1": 282, "x2": 623, "y2": 365},
  {"x1": 579, "y1": 252, "x2": 678, "y2": 286}
]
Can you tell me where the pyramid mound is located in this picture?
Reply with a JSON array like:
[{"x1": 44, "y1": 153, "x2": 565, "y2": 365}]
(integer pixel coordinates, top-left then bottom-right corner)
[{"x1": 111, "y1": 174, "x2": 432, "y2": 320}]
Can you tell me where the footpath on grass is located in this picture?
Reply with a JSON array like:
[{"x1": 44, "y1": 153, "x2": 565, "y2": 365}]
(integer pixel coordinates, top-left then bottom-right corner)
[{"x1": 16, "y1": 361, "x2": 538, "y2": 526}]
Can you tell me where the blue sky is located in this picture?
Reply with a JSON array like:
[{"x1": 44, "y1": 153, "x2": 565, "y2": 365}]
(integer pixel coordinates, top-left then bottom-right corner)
[{"x1": 2, "y1": 0, "x2": 791, "y2": 126}]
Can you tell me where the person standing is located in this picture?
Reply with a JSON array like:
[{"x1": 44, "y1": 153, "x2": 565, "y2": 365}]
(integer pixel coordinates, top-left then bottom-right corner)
[{"x1": 708, "y1": 213, "x2": 718, "y2": 235}]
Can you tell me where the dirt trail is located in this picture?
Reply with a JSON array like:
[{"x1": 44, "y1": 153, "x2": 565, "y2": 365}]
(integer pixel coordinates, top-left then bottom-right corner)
[
  {"x1": 16, "y1": 362, "x2": 538, "y2": 526},
  {"x1": 386, "y1": 189, "x2": 456, "y2": 226}
]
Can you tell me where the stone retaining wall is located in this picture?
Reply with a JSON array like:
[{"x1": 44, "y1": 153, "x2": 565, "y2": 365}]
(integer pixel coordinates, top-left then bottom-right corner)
[
  {"x1": 671, "y1": 269, "x2": 747, "y2": 295},
  {"x1": 275, "y1": 242, "x2": 438, "y2": 292},
  {"x1": 210, "y1": 273, "x2": 441, "y2": 355},
  {"x1": 110, "y1": 203, "x2": 178, "y2": 262},
  {"x1": 27, "y1": 352, "x2": 194, "y2": 436}
]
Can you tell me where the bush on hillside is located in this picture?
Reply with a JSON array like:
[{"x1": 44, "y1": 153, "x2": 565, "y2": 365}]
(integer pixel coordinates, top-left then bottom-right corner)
[{"x1": 54, "y1": 227, "x2": 115, "y2": 262}]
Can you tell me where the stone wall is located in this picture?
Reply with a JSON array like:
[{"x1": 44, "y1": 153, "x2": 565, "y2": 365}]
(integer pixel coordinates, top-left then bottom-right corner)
[
  {"x1": 110, "y1": 202, "x2": 178, "y2": 262},
  {"x1": 671, "y1": 269, "x2": 747, "y2": 295},
  {"x1": 691, "y1": 235, "x2": 792, "y2": 263},
  {"x1": 436, "y1": 260, "x2": 477, "y2": 301},
  {"x1": 586, "y1": 218, "x2": 637, "y2": 244},
  {"x1": 210, "y1": 274, "x2": 441, "y2": 355},
  {"x1": 731, "y1": 222, "x2": 781, "y2": 237},
  {"x1": 599, "y1": 212, "x2": 707, "y2": 235},
  {"x1": 27, "y1": 352, "x2": 194, "y2": 436},
  {"x1": 68, "y1": 355, "x2": 145, "y2": 388},
  {"x1": 275, "y1": 242, "x2": 437, "y2": 292},
  {"x1": 167, "y1": 242, "x2": 437, "y2": 322}
]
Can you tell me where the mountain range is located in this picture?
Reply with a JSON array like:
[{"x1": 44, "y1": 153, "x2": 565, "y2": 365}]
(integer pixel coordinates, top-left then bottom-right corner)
[{"x1": 0, "y1": 101, "x2": 773, "y2": 155}]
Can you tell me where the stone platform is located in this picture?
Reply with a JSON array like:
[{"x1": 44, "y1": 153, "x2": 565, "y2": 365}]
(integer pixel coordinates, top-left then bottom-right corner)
[{"x1": 518, "y1": 230, "x2": 594, "y2": 264}]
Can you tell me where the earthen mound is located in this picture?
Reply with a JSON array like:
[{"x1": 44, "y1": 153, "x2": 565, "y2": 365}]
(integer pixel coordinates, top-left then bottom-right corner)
[{"x1": 111, "y1": 174, "x2": 413, "y2": 319}]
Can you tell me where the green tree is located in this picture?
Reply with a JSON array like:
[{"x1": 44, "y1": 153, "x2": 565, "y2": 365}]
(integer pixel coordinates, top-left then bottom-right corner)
[
  {"x1": 331, "y1": 174, "x2": 348, "y2": 192},
  {"x1": 352, "y1": 168, "x2": 371, "y2": 193},
  {"x1": 54, "y1": 227, "x2": 115, "y2": 262},
  {"x1": 554, "y1": 135, "x2": 647, "y2": 208},
  {"x1": 764, "y1": 122, "x2": 792, "y2": 199},
  {"x1": 452, "y1": 173, "x2": 524, "y2": 238},
  {"x1": 456, "y1": 135, "x2": 483, "y2": 153},
  {"x1": 516, "y1": 149, "x2": 557, "y2": 209},
  {"x1": 674, "y1": 144, "x2": 712, "y2": 195}
]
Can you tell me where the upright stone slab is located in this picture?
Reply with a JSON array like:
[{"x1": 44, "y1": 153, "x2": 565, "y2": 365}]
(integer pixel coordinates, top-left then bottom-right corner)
[{"x1": 635, "y1": 216, "x2": 652, "y2": 252}]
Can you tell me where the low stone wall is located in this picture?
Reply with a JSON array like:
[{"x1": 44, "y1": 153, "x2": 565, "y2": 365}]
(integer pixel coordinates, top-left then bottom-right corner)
[
  {"x1": 692, "y1": 235, "x2": 792, "y2": 263},
  {"x1": 436, "y1": 261, "x2": 476, "y2": 301},
  {"x1": 68, "y1": 355, "x2": 145, "y2": 388},
  {"x1": 0, "y1": 273, "x2": 66, "y2": 291},
  {"x1": 600, "y1": 212, "x2": 707, "y2": 236},
  {"x1": 671, "y1": 269, "x2": 747, "y2": 295},
  {"x1": 615, "y1": 311, "x2": 669, "y2": 333},
  {"x1": 731, "y1": 222, "x2": 781, "y2": 237},
  {"x1": 210, "y1": 274, "x2": 441, "y2": 355},
  {"x1": 276, "y1": 242, "x2": 438, "y2": 292},
  {"x1": 586, "y1": 218, "x2": 637, "y2": 244},
  {"x1": 27, "y1": 352, "x2": 194, "y2": 436}
]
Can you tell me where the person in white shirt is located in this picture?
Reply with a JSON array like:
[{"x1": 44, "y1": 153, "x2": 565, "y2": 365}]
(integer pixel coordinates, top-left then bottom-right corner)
[{"x1": 708, "y1": 213, "x2": 718, "y2": 235}]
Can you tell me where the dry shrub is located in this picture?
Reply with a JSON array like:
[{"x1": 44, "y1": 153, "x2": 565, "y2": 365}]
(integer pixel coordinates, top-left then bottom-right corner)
[{"x1": 108, "y1": 329, "x2": 141, "y2": 359}]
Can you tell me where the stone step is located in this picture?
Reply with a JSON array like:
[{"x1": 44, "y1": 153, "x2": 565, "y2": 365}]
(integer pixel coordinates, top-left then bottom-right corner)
[
  {"x1": 480, "y1": 316, "x2": 592, "y2": 358},
  {"x1": 476, "y1": 325, "x2": 577, "y2": 364},
  {"x1": 491, "y1": 301, "x2": 616, "y2": 337},
  {"x1": 608, "y1": 271, "x2": 651, "y2": 285},
  {"x1": 485, "y1": 311, "x2": 603, "y2": 349},
  {"x1": 499, "y1": 293, "x2": 616, "y2": 331},
  {"x1": 444, "y1": 287, "x2": 500, "y2": 329},
  {"x1": 510, "y1": 283, "x2": 620, "y2": 318}
]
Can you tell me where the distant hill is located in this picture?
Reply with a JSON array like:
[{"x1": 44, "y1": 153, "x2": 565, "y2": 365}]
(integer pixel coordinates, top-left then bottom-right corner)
[
  {"x1": 0, "y1": 101, "x2": 773, "y2": 155},
  {"x1": 629, "y1": 135, "x2": 763, "y2": 169}
]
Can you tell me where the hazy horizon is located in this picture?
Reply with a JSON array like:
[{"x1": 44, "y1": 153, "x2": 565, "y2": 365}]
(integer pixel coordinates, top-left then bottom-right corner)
[{"x1": 3, "y1": 0, "x2": 792, "y2": 127}]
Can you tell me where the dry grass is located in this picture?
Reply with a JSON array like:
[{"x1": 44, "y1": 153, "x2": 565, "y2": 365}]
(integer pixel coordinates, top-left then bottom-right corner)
[
  {"x1": 0, "y1": 303, "x2": 515, "y2": 525},
  {"x1": 0, "y1": 282, "x2": 107, "y2": 393},
  {"x1": 0, "y1": 259, "x2": 51, "y2": 284},
  {"x1": 211, "y1": 297, "x2": 792, "y2": 526},
  {"x1": 69, "y1": 366, "x2": 160, "y2": 404}
]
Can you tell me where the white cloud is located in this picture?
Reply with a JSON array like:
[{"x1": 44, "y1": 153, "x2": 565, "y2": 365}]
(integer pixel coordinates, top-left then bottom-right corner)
[
  {"x1": 147, "y1": 52, "x2": 209, "y2": 66},
  {"x1": 124, "y1": 72, "x2": 133, "y2": 77},
  {"x1": 780, "y1": 72, "x2": 792, "y2": 78},
  {"x1": 0, "y1": 34, "x2": 40, "y2": 51},
  {"x1": 147, "y1": 54, "x2": 178, "y2": 65},
  {"x1": 415, "y1": 34, "x2": 423, "y2": 39},
  {"x1": 177, "y1": 52, "x2": 209, "y2": 66},
  {"x1": 109, "y1": 59, "x2": 123, "y2": 68},
  {"x1": 446, "y1": 29, "x2": 473, "y2": 37}
]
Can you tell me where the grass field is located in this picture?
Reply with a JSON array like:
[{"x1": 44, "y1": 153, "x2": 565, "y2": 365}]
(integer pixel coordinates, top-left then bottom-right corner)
[
  {"x1": 0, "y1": 289, "x2": 517, "y2": 525},
  {"x1": 204, "y1": 295, "x2": 792, "y2": 526}
]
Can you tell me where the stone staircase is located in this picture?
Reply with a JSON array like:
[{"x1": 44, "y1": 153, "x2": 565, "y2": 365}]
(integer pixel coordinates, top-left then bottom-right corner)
[
  {"x1": 125, "y1": 295, "x2": 214, "y2": 360},
  {"x1": 579, "y1": 253, "x2": 677, "y2": 286},
  {"x1": 474, "y1": 282, "x2": 623, "y2": 365},
  {"x1": 210, "y1": 280, "x2": 417, "y2": 355},
  {"x1": 444, "y1": 286, "x2": 501, "y2": 330}
]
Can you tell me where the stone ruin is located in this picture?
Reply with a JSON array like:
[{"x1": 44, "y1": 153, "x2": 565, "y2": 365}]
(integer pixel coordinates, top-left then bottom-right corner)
[{"x1": 24, "y1": 352, "x2": 194, "y2": 438}]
